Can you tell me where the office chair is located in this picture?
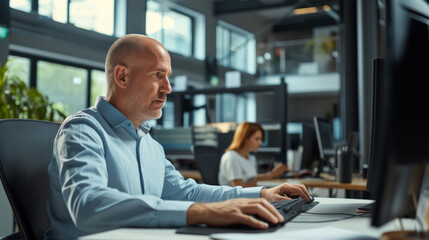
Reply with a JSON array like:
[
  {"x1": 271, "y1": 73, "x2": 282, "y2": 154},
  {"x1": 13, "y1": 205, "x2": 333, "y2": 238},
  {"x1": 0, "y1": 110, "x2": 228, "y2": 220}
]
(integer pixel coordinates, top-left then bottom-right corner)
[
  {"x1": 192, "y1": 146, "x2": 222, "y2": 185},
  {"x1": 0, "y1": 119, "x2": 60, "y2": 240}
]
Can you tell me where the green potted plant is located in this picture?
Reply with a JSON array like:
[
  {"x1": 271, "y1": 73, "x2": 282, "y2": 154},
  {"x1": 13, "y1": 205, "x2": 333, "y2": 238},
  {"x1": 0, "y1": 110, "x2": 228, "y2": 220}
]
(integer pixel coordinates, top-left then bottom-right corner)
[{"x1": 0, "y1": 60, "x2": 66, "y2": 121}]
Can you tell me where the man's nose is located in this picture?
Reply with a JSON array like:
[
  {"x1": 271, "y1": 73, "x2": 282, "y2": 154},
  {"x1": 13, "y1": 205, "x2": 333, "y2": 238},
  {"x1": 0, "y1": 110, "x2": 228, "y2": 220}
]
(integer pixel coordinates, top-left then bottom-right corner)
[{"x1": 161, "y1": 76, "x2": 172, "y2": 94}]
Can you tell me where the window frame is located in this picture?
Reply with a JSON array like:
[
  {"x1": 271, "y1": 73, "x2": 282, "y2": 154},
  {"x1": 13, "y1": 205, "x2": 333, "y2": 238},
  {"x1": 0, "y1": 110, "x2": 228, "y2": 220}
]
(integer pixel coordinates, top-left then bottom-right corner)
[
  {"x1": 9, "y1": 51, "x2": 105, "y2": 110},
  {"x1": 10, "y1": 0, "x2": 123, "y2": 37},
  {"x1": 216, "y1": 20, "x2": 256, "y2": 74},
  {"x1": 146, "y1": 0, "x2": 196, "y2": 58}
]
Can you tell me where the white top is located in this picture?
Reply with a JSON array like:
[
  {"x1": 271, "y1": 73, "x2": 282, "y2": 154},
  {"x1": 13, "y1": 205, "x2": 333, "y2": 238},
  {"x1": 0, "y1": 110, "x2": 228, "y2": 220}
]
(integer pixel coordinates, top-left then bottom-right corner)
[{"x1": 218, "y1": 150, "x2": 258, "y2": 186}]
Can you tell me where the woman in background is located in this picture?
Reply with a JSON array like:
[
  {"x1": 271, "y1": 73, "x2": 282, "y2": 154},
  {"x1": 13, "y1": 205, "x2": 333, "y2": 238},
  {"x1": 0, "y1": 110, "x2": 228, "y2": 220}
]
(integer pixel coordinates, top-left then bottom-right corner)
[{"x1": 218, "y1": 121, "x2": 288, "y2": 187}]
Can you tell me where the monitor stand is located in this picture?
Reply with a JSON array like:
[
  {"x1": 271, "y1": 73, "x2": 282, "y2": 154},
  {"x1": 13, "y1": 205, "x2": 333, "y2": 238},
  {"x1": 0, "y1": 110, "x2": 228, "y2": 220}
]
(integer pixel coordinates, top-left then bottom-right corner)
[
  {"x1": 313, "y1": 157, "x2": 335, "y2": 179},
  {"x1": 382, "y1": 191, "x2": 429, "y2": 240},
  {"x1": 356, "y1": 202, "x2": 375, "y2": 213},
  {"x1": 381, "y1": 230, "x2": 429, "y2": 240}
]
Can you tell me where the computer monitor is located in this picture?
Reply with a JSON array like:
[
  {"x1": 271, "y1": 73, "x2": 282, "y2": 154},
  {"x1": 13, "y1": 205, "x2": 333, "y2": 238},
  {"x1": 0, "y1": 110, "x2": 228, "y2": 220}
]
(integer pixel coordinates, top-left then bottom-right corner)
[
  {"x1": 300, "y1": 122, "x2": 320, "y2": 171},
  {"x1": 256, "y1": 122, "x2": 293, "y2": 166},
  {"x1": 287, "y1": 122, "x2": 302, "y2": 151},
  {"x1": 313, "y1": 117, "x2": 335, "y2": 160},
  {"x1": 151, "y1": 127, "x2": 193, "y2": 154},
  {"x1": 260, "y1": 123, "x2": 282, "y2": 153},
  {"x1": 366, "y1": 58, "x2": 385, "y2": 197},
  {"x1": 370, "y1": 0, "x2": 429, "y2": 231},
  {"x1": 355, "y1": 59, "x2": 381, "y2": 215},
  {"x1": 288, "y1": 133, "x2": 300, "y2": 150}
]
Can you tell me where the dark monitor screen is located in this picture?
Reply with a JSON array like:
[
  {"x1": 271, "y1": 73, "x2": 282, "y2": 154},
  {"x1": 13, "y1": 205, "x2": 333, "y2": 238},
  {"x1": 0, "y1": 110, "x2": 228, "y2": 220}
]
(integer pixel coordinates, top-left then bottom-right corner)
[
  {"x1": 287, "y1": 122, "x2": 302, "y2": 151},
  {"x1": 258, "y1": 123, "x2": 285, "y2": 164},
  {"x1": 288, "y1": 133, "x2": 300, "y2": 150},
  {"x1": 371, "y1": 0, "x2": 429, "y2": 227},
  {"x1": 300, "y1": 122, "x2": 320, "y2": 170},
  {"x1": 313, "y1": 117, "x2": 335, "y2": 160},
  {"x1": 261, "y1": 123, "x2": 282, "y2": 151},
  {"x1": 151, "y1": 128, "x2": 193, "y2": 153}
]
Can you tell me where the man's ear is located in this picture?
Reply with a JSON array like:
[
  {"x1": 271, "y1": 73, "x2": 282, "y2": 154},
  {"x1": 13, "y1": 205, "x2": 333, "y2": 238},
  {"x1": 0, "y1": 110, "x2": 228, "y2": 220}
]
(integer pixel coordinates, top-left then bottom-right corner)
[{"x1": 113, "y1": 64, "x2": 128, "y2": 88}]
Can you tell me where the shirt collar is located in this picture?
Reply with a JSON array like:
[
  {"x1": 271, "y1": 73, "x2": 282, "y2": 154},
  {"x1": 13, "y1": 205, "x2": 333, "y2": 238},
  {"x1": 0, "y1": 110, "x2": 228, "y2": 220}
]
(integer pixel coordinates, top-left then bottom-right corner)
[
  {"x1": 95, "y1": 96, "x2": 152, "y2": 134},
  {"x1": 138, "y1": 122, "x2": 151, "y2": 135}
]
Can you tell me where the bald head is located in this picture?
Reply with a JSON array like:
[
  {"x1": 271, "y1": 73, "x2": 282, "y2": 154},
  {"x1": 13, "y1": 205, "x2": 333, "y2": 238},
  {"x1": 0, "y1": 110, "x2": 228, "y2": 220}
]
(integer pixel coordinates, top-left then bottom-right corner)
[
  {"x1": 105, "y1": 34, "x2": 167, "y2": 91},
  {"x1": 103, "y1": 34, "x2": 172, "y2": 127}
]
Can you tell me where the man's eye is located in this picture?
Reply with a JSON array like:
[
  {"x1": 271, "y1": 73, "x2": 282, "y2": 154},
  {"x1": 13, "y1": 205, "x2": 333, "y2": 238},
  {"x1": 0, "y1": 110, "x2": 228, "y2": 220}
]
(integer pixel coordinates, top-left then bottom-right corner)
[{"x1": 154, "y1": 72, "x2": 160, "y2": 77}]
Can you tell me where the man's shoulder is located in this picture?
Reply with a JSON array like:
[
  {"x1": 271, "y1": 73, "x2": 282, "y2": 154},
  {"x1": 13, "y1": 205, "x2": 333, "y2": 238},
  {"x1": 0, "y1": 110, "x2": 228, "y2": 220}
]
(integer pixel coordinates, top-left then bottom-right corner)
[
  {"x1": 63, "y1": 107, "x2": 96, "y2": 121},
  {"x1": 61, "y1": 107, "x2": 106, "y2": 131}
]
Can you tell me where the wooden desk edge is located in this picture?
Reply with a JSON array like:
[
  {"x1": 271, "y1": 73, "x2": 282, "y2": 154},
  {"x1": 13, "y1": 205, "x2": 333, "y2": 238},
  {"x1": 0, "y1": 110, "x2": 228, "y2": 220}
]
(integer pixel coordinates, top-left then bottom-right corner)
[
  {"x1": 179, "y1": 170, "x2": 202, "y2": 180},
  {"x1": 178, "y1": 170, "x2": 367, "y2": 191},
  {"x1": 259, "y1": 177, "x2": 367, "y2": 191}
]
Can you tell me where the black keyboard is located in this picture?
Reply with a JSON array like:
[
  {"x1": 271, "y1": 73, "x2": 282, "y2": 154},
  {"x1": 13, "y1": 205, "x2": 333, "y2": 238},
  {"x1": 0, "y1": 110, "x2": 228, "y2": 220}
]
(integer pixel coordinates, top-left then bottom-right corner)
[
  {"x1": 264, "y1": 197, "x2": 319, "y2": 227},
  {"x1": 176, "y1": 197, "x2": 319, "y2": 235}
]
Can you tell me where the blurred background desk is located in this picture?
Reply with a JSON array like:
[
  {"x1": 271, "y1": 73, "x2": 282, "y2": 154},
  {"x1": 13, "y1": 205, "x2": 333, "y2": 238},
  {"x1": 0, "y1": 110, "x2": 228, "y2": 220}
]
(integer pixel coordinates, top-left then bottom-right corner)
[
  {"x1": 179, "y1": 170, "x2": 202, "y2": 181},
  {"x1": 179, "y1": 170, "x2": 367, "y2": 196},
  {"x1": 258, "y1": 175, "x2": 367, "y2": 198},
  {"x1": 258, "y1": 177, "x2": 366, "y2": 191}
]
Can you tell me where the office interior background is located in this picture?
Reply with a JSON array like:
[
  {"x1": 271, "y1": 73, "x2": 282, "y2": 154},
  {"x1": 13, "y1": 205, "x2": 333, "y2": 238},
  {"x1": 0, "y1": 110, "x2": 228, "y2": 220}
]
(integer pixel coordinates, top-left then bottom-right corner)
[{"x1": 0, "y1": 0, "x2": 383, "y2": 236}]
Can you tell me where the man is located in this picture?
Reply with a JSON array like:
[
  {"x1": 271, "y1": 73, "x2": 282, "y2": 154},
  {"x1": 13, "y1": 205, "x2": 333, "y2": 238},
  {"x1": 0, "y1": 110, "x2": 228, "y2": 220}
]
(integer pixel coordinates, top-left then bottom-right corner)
[{"x1": 45, "y1": 34, "x2": 310, "y2": 239}]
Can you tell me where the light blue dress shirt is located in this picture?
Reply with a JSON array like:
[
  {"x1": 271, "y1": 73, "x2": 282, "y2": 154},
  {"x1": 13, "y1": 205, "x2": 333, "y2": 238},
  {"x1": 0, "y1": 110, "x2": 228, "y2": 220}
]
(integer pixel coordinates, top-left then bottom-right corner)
[{"x1": 45, "y1": 97, "x2": 262, "y2": 240}]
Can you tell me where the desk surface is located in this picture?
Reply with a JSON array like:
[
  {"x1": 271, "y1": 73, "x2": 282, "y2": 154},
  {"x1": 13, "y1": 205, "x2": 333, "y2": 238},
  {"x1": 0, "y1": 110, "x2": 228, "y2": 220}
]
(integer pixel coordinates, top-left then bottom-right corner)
[
  {"x1": 258, "y1": 177, "x2": 367, "y2": 191},
  {"x1": 179, "y1": 170, "x2": 202, "y2": 180},
  {"x1": 179, "y1": 170, "x2": 367, "y2": 191},
  {"x1": 79, "y1": 198, "x2": 416, "y2": 240}
]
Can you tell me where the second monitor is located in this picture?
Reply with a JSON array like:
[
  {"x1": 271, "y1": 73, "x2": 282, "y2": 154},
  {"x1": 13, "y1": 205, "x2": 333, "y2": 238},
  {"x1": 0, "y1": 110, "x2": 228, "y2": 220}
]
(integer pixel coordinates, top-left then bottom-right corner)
[{"x1": 313, "y1": 117, "x2": 336, "y2": 161}]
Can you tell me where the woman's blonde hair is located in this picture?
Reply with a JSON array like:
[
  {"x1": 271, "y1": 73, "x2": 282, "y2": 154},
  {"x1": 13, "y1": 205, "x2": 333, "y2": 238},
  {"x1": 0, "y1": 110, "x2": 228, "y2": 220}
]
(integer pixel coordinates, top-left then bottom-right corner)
[{"x1": 225, "y1": 122, "x2": 264, "y2": 152}]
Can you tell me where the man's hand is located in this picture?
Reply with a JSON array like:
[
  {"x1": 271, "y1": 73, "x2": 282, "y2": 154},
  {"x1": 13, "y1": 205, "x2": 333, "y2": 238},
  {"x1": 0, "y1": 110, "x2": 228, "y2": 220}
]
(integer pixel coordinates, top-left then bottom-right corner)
[
  {"x1": 260, "y1": 183, "x2": 311, "y2": 202},
  {"x1": 187, "y1": 198, "x2": 283, "y2": 229}
]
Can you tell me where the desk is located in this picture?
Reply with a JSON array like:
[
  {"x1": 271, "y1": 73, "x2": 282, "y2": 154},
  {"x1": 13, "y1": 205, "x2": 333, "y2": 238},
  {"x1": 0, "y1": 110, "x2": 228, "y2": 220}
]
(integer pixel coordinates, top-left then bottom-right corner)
[
  {"x1": 79, "y1": 198, "x2": 416, "y2": 240},
  {"x1": 179, "y1": 170, "x2": 202, "y2": 180},
  {"x1": 258, "y1": 177, "x2": 367, "y2": 191}
]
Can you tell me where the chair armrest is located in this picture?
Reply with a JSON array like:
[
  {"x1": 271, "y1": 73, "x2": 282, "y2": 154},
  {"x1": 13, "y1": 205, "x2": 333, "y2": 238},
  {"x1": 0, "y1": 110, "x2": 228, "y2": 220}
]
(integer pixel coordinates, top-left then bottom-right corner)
[{"x1": 0, "y1": 232, "x2": 22, "y2": 240}]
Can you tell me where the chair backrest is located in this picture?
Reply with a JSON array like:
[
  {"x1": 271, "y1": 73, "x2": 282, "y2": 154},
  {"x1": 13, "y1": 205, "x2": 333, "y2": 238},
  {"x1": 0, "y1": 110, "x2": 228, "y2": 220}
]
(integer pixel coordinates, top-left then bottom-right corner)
[
  {"x1": 0, "y1": 119, "x2": 60, "y2": 240},
  {"x1": 192, "y1": 146, "x2": 222, "y2": 185}
]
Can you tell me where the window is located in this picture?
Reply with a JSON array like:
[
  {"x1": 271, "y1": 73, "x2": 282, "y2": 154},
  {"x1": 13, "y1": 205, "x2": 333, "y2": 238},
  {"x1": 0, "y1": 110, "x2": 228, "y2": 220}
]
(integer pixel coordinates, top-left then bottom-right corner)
[
  {"x1": 11, "y1": 0, "x2": 117, "y2": 36},
  {"x1": 7, "y1": 56, "x2": 31, "y2": 87},
  {"x1": 215, "y1": 94, "x2": 254, "y2": 123},
  {"x1": 37, "y1": 61, "x2": 88, "y2": 116},
  {"x1": 69, "y1": 0, "x2": 115, "y2": 36},
  {"x1": 146, "y1": 0, "x2": 196, "y2": 58},
  {"x1": 8, "y1": 53, "x2": 106, "y2": 119},
  {"x1": 192, "y1": 94, "x2": 206, "y2": 126},
  {"x1": 216, "y1": 21, "x2": 256, "y2": 74},
  {"x1": 90, "y1": 69, "x2": 107, "y2": 106},
  {"x1": 38, "y1": 0, "x2": 67, "y2": 23},
  {"x1": 9, "y1": 0, "x2": 31, "y2": 13}
]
